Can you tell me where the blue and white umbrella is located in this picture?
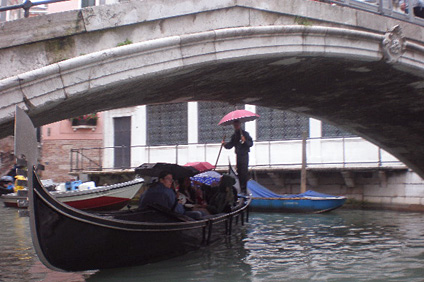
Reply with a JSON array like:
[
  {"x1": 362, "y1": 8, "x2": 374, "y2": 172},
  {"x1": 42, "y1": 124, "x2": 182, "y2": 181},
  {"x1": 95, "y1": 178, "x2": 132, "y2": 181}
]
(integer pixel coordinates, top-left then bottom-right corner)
[{"x1": 190, "y1": 171, "x2": 222, "y2": 186}]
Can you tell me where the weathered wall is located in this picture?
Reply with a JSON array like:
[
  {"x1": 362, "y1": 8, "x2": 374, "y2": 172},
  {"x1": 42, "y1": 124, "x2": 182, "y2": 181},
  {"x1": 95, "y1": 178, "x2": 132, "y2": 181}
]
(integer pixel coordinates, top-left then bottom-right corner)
[
  {"x1": 41, "y1": 139, "x2": 102, "y2": 182},
  {"x1": 0, "y1": 136, "x2": 14, "y2": 176}
]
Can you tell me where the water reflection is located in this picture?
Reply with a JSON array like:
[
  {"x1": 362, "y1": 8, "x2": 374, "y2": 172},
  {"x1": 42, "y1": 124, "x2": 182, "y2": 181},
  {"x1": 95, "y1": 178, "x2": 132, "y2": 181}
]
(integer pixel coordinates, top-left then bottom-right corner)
[
  {"x1": 0, "y1": 207, "x2": 91, "y2": 282},
  {"x1": 244, "y1": 211, "x2": 424, "y2": 282},
  {"x1": 1, "y1": 207, "x2": 424, "y2": 281}
]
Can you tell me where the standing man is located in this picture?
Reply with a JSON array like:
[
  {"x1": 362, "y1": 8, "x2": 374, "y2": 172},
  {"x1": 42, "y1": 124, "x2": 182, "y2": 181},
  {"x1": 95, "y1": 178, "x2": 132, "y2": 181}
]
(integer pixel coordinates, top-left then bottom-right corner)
[{"x1": 222, "y1": 120, "x2": 253, "y2": 194}]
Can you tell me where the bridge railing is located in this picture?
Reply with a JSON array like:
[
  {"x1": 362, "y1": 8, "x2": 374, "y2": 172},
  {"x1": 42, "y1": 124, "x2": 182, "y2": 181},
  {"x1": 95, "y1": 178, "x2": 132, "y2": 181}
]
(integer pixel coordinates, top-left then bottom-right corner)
[
  {"x1": 326, "y1": 0, "x2": 424, "y2": 26},
  {"x1": 69, "y1": 136, "x2": 406, "y2": 173},
  {"x1": 1, "y1": 0, "x2": 424, "y2": 27}
]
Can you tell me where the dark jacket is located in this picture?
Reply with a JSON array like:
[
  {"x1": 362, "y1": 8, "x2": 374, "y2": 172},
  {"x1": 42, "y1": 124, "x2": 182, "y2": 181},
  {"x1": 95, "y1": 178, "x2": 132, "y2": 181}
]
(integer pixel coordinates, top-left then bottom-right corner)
[
  {"x1": 138, "y1": 182, "x2": 185, "y2": 214},
  {"x1": 224, "y1": 129, "x2": 253, "y2": 155}
]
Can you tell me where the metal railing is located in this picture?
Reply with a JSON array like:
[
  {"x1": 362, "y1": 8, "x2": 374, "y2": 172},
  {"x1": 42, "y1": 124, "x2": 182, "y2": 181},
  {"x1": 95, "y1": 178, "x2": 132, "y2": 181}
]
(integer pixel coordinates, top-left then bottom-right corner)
[
  {"x1": 0, "y1": 0, "x2": 68, "y2": 18},
  {"x1": 69, "y1": 136, "x2": 406, "y2": 173},
  {"x1": 1, "y1": 0, "x2": 423, "y2": 26},
  {"x1": 325, "y1": 0, "x2": 424, "y2": 26}
]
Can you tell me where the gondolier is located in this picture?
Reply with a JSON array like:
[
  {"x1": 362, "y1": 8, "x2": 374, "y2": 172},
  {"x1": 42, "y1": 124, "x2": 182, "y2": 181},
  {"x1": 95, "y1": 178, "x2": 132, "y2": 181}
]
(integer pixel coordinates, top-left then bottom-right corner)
[{"x1": 222, "y1": 120, "x2": 253, "y2": 194}]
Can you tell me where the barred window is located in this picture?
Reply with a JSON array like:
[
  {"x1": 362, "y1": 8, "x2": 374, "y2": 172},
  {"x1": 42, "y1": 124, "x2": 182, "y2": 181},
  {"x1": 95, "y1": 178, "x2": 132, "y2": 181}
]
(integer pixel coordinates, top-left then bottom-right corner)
[
  {"x1": 147, "y1": 103, "x2": 188, "y2": 146},
  {"x1": 322, "y1": 123, "x2": 357, "y2": 138},
  {"x1": 198, "y1": 102, "x2": 244, "y2": 144},
  {"x1": 257, "y1": 107, "x2": 309, "y2": 141},
  {"x1": 81, "y1": 0, "x2": 95, "y2": 7}
]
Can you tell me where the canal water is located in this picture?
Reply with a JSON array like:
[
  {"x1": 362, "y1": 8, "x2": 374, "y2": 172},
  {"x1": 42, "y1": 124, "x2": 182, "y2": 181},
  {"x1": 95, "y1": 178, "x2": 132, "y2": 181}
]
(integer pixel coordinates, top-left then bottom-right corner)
[{"x1": 1, "y1": 207, "x2": 424, "y2": 282}]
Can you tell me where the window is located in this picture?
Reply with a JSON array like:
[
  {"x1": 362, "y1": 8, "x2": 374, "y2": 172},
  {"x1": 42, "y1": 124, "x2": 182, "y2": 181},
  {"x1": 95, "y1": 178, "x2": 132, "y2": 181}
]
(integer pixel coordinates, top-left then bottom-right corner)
[
  {"x1": 81, "y1": 0, "x2": 95, "y2": 8},
  {"x1": 198, "y1": 102, "x2": 244, "y2": 144},
  {"x1": 256, "y1": 107, "x2": 309, "y2": 141},
  {"x1": 322, "y1": 123, "x2": 357, "y2": 138},
  {"x1": 147, "y1": 103, "x2": 188, "y2": 146}
]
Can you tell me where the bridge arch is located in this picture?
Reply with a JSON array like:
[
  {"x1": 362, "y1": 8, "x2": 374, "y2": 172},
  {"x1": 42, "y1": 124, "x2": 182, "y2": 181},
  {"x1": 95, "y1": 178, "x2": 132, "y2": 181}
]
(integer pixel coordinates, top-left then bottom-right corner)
[{"x1": 2, "y1": 23, "x2": 424, "y2": 177}]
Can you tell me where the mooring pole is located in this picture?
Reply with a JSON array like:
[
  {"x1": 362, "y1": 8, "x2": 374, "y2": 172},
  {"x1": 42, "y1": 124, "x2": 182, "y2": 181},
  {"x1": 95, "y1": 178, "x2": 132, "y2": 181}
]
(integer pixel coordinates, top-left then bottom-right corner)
[{"x1": 300, "y1": 131, "x2": 307, "y2": 194}]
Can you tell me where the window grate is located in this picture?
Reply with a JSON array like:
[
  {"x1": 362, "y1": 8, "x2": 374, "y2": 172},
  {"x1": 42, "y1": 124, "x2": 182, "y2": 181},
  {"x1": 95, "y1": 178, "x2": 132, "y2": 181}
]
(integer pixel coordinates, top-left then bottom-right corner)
[
  {"x1": 256, "y1": 107, "x2": 309, "y2": 141},
  {"x1": 147, "y1": 103, "x2": 188, "y2": 146}
]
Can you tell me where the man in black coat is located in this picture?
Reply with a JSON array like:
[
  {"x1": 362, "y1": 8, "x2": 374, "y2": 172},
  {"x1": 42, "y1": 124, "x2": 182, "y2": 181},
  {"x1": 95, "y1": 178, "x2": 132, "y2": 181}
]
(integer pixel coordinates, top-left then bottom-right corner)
[{"x1": 222, "y1": 120, "x2": 253, "y2": 194}]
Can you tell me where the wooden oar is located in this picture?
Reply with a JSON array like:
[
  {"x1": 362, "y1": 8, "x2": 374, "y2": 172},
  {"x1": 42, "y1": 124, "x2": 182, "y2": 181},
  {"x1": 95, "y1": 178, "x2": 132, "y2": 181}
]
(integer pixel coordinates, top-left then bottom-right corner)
[{"x1": 214, "y1": 134, "x2": 226, "y2": 170}]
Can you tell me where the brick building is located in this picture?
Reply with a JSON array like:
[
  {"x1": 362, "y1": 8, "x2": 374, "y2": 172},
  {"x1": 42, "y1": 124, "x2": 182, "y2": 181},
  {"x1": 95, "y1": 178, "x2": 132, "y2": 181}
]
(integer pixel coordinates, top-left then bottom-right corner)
[{"x1": 41, "y1": 113, "x2": 103, "y2": 182}]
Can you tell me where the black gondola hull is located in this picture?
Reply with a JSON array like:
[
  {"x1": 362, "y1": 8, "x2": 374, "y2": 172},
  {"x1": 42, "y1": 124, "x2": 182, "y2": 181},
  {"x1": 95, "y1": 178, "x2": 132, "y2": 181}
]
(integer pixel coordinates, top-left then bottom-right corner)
[{"x1": 31, "y1": 172, "x2": 250, "y2": 271}]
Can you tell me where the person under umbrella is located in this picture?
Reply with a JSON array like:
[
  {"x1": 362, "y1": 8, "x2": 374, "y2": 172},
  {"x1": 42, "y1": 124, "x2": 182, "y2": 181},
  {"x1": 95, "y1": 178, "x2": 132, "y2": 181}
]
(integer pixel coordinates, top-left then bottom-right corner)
[{"x1": 221, "y1": 119, "x2": 253, "y2": 194}]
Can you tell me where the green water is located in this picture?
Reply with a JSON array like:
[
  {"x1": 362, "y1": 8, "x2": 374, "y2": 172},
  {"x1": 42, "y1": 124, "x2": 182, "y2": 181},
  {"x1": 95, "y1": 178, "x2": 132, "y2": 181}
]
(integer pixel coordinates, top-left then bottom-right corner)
[{"x1": 1, "y1": 207, "x2": 424, "y2": 281}]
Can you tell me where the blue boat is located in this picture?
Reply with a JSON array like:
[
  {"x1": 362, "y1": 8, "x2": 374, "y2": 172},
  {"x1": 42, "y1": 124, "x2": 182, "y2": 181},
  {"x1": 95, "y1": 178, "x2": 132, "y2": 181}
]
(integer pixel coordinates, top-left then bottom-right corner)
[{"x1": 247, "y1": 180, "x2": 346, "y2": 213}]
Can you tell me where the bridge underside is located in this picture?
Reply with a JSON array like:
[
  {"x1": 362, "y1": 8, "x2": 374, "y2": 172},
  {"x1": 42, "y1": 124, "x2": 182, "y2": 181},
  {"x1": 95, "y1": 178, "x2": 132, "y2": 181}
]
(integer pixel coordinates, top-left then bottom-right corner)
[
  {"x1": 4, "y1": 54, "x2": 424, "y2": 177},
  {"x1": 1, "y1": 1, "x2": 424, "y2": 178}
]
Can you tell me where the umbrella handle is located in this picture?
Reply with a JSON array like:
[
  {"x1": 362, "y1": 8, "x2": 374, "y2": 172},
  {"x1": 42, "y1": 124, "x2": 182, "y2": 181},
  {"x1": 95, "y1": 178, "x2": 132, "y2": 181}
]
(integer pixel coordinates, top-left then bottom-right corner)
[
  {"x1": 239, "y1": 128, "x2": 245, "y2": 144},
  {"x1": 214, "y1": 135, "x2": 226, "y2": 170}
]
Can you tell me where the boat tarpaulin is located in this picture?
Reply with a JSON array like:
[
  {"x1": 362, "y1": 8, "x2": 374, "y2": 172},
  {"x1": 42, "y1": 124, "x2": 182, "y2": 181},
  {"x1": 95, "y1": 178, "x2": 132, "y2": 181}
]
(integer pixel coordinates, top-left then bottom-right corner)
[{"x1": 247, "y1": 180, "x2": 340, "y2": 199}]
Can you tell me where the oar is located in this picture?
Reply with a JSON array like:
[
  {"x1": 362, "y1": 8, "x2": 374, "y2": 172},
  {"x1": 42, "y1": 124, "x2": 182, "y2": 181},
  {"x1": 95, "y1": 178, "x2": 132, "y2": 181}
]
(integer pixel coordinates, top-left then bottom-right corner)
[{"x1": 214, "y1": 134, "x2": 226, "y2": 170}]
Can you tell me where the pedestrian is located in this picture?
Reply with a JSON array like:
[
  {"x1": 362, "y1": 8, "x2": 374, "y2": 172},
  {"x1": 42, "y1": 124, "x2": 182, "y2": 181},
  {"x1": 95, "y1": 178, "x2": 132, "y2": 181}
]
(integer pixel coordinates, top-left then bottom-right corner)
[
  {"x1": 222, "y1": 119, "x2": 253, "y2": 194},
  {"x1": 400, "y1": 0, "x2": 424, "y2": 18}
]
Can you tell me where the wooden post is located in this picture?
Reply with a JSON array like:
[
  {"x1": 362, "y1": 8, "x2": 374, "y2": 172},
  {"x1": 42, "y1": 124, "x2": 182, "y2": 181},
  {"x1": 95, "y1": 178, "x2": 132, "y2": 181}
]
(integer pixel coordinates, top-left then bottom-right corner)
[{"x1": 300, "y1": 131, "x2": 307, "y2": 193}]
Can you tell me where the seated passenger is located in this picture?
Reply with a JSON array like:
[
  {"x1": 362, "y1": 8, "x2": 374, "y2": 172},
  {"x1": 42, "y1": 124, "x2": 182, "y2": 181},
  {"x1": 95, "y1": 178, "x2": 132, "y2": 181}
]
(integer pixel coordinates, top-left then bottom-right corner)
[
  {"x1": 0, "y1": 176, "x2": 14, "y2": 195},
  {"x1": 206, "y1": 175, "x2": 237, "y2": 214},
  {"x1": 138, "y1": 171, "x2": 204, "y2": 220},
  {"x1": 138, "y1": 171, "x2": 185, "y2": 214},
  {"x1": 177, "y1": 177, "x2": 196, "y2": 207}
]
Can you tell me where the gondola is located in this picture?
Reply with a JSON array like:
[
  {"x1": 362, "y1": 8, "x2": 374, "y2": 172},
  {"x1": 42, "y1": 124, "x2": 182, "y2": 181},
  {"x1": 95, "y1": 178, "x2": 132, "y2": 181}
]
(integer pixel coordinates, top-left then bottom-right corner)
[
  {"x1": 30, "y1": 171, "x2": 250, "y2": 271},
  {"x1": 14, "y1": 107, "x2": 250, "y2": 272}
]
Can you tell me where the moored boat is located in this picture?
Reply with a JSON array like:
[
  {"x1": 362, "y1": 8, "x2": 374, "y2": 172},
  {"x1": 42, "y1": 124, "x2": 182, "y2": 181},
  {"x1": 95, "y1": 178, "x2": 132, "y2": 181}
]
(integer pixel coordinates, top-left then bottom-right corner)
[
  {"x1": 1, "y1": 179, "x2": 143, "y2": 210},
  {"x1": 248, "y1": 180, "x2": 346, "y2": 213}
]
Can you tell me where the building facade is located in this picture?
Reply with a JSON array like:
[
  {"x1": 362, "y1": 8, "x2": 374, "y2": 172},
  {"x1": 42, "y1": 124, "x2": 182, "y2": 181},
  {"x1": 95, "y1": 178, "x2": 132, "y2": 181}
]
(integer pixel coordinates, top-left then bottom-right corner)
[{"x1": 101, "y1": 102, "x2": 402, "y2": 171}]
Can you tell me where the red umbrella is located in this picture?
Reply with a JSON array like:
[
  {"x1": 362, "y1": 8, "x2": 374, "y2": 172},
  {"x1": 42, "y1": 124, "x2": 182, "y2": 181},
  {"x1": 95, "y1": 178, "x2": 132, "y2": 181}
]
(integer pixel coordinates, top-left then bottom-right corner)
[
  {"x1": 218, "y1": 109, "x2": 260, "y2": 126},
  {"x1": 184, "y1": 162, "x2": 215, "y2": 172}
]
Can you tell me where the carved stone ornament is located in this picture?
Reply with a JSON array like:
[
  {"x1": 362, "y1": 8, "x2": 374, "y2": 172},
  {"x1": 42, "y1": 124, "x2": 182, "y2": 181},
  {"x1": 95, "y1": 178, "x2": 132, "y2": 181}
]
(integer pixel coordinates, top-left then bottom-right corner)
[{"x1": 382, "y1": 25, "x2": 406, "y2": 63}]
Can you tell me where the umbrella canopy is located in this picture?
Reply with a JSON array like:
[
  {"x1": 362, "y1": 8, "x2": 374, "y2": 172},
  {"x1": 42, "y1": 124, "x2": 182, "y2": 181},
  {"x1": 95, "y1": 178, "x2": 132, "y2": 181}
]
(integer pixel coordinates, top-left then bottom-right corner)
[
  {"x1": 184, "y1": 162, "x2": 215, "y2": 172},
  {"x1": 190, "y1": 171, "x2": 222, "y2": 186},
  {"x1": 218, "y1": 109, "x2": 260, "y2": 126},
  {"x1": 135, "y1": 163, "x2": 199, "y2": 179}
]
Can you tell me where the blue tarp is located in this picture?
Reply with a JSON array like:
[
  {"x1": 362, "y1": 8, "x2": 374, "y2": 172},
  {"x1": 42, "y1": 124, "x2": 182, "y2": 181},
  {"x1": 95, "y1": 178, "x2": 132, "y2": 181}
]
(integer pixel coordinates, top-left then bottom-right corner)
[{"x1": 247, "y1": 180, "x2": 339, "y2": 198}]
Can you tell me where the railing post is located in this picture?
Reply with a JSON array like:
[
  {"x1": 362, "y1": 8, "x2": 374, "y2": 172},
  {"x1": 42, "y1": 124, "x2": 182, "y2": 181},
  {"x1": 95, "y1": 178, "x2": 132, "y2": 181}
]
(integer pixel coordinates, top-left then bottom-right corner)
[
  {"x1": 70, "y1": 149, "x2": 73, "y2": 172},
  {"x1": 408, "y1": 0, "x2": 415, "y2": 22},
  {"x1": 148, "y1": 145, "x2": 150, "y2": 163},
  {"x1": 342, "y1": 137, "x2": 346, "y2": 168},
  {"x1": 175, "y1": 144, "x2": 178, "y2": 164},
  {"x1": 81, "y1": 148, "x2": 84, "y2": 171},
  {"x1": 76, "y1": 149, "x2": 79, "y2": 171},
  {"x1": 99, "y1": 147, "x2": 102, "y2": 171},
  {"x1": 268, "y1": 140, "x2": 271, "y2": 168},
  {"x1": 204, "y1": 143, "x2": 207, "y2": 162},
  {"x1": 121, "y1": 145, "x2": 125, "y2": 169}
]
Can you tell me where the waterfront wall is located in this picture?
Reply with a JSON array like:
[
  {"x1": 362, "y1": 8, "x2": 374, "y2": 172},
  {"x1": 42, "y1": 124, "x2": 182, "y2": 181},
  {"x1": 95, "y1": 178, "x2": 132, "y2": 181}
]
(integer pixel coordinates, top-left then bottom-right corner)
[{"x1": 254, "y1": 169, "x2": 424, "y2": 211}]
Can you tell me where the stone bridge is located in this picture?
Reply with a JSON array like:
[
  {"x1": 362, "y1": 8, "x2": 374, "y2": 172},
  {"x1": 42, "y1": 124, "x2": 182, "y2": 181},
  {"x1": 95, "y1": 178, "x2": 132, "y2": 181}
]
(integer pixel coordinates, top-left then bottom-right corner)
[{"x1": 1, "y1": 0, "x2": 424, "y2": 177}]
